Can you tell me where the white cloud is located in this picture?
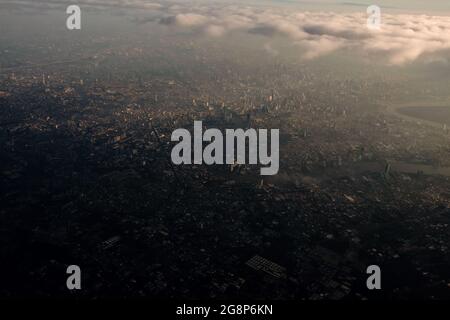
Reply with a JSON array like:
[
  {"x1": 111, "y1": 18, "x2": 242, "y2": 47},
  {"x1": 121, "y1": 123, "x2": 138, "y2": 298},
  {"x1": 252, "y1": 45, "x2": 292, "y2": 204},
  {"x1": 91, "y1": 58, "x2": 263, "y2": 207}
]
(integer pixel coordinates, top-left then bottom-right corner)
[
  {"x1": 171, "y1": 13, "x2": 209, "y2": 27},
  {"x1": 155, "y1": 4, "x2": 450, "y2": 64}
]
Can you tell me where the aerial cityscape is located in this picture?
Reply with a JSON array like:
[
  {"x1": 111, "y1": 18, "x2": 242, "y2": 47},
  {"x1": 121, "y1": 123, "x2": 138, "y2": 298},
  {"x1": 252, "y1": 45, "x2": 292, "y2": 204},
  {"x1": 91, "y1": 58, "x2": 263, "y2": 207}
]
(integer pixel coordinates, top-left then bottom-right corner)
[{"x1": 1, "y1": 0, "x2": 450, "y2": 302}]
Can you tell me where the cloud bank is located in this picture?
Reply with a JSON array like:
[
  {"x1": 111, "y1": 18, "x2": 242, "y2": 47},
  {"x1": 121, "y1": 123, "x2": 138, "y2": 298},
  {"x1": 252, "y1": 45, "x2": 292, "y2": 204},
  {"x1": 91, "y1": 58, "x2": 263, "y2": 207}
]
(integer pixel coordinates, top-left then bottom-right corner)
[
  {"x1": 157, "y1": 4, "x2": 450, "y2": 65},
  {"x1": 4, "y1": 0, "x2": 450, "y2": 64}
]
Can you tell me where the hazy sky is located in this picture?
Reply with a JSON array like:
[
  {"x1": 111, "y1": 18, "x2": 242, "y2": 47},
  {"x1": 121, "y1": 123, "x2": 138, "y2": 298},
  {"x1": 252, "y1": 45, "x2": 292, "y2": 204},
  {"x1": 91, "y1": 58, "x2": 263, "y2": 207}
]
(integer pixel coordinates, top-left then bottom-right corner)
[
  {"x1": 2, "y1": 0, "x2": 450, "y2": 65},
  {"x1": 1, "y1": 0, "x2": 450, "y2": 14},
  {"x1": 258, "y1": 0, "x2": 450, "y2": 13}
]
